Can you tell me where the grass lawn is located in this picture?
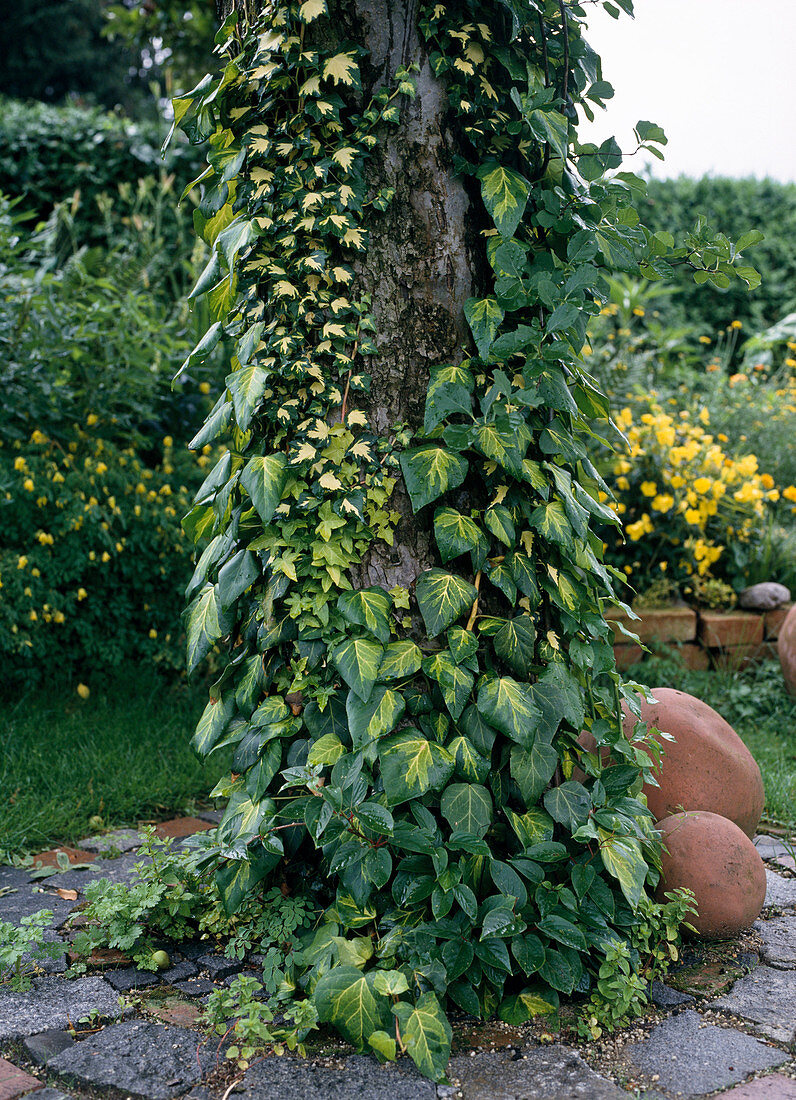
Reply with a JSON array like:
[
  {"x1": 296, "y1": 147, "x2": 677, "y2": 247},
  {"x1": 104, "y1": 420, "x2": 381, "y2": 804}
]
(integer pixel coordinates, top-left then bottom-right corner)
[
  {"x1": 0, "y1": 671, "x2": 229, "y2": 858},
  {"x1": 629, "y1": 655, "x2": 796, "y2": 830}
]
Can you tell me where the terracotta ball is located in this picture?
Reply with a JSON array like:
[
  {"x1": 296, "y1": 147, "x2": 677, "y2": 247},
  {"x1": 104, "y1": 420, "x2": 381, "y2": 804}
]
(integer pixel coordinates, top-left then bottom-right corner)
[
  {"x1": 779, "y1": 604, "x2": 796, "y2": 698},
  {"x1": 622, "y1": 688, "x2": 763, "y2": 838},
  {"x1": 656, "y1": 811, "x2": 766, "y2": 939}
]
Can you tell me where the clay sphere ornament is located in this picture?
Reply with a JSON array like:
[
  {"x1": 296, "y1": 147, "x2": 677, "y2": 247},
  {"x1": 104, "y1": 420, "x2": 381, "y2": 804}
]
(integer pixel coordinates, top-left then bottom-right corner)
[
  {"x1": 778, "y1": 603, "x2": 796, "y2": 697},
  {"x1": 656, "y1": 811, "x2": 766, "y2": 939}
]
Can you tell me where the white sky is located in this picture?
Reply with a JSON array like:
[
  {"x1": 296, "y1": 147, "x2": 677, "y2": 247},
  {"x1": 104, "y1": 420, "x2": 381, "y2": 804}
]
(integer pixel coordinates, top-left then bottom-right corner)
[{"x1": 580, "y1": 0, "x2": 796, "y2": 182}]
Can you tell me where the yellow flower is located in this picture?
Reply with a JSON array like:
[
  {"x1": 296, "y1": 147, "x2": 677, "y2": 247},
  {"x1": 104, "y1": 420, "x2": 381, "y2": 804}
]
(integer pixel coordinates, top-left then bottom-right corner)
[
  {"x1": 77, "y1": 683, "x2": 90, "y2": 699},
  {"x1": 23, "y1": 478, "x2": 34, "y2": 492},
  {"x1": 693, "y1": 477, "x2": 712, "y2": 495},
  {"x1": 651, "y1": 494, "x2": 674, "y2": 512},
  {"x1": 101, "y1": 551, "x2": 111, "y2": 563},
  {"x1": 632, "y1": 307, "x2": 645, "y2": 317},
  {"x1": 89, "y1": 551, "x2": 96, "y2": 561},
  {"x1": 668, "y1": 475, "x2": 686, "y2": 490},
  {"x1": 14, "y1": 456, "x2": 26, "y2": 471},
  {"x1": 163, "y1": 436, "x2": 173, "y2": 448},
  {"x1": 86, "y1": 413, "x2": 99, "y2": 427},
  {"x1": 717, "y1": 433, "x2": 728, "y2": 443},
  {"x1": 684, "y1": 508, "x2": 701, "y2": 525},
  {"x1": 36, "y1": 531, "x2": 54, "y2": 546},
  {"x1": 115, "y1": 542, "x2": 123, "y2": 553},
  {"x1": 30, "y1": 429, "x2": 48, "y2": 445},
  {"x1": 729, "y1": 373, "x2": 747, "y2": 386},
  {"x1": 659, "y1": 561, "x2": 668, "y2": 572},
  {"x1": 698, "y1": 408, "x2": 710, "y2": 425},
  {"x1": 199, "y1": 382, "x2": 211, "y2": 395},
  {"x1": 761, "y1": 473, "x2": 775, "y2": 489},
  {"x1": 24, "y1": 586, "x2": 32, "y2": 597},
  {"x1": 616, "y1": 476, "x2": 630, "y2": 491},
  {"x1": 29, "y1": 610, "x2": 38, "y2": 622},
  {"x1": 17, "y1": 556, "x2": 28, "y2": 570},
  {"x1": 52, "y1": 470, "x2": 65, "y2": 484},
  {"x1": 148, "y1": 629, "x2": 158, "y2": 640},
  {"x1": 53, "y1": 610, "x2": 65, "y2": 624},
  {"x1": 77, "y1": 587, "x2": 88, "y2": 601},
  {"x1": 730, "y1": 320, "x2": 742, "y2": 329},
  {"x1": 36, "y1": 496, "x2": 47, "y2": 508},
  {"x1": 783, "y1": 485, "x2": 796, "y2": 503},
  {"x1": 31, "y1": 567, "x2": 40, "y2": 577},
  {"x1": 698, "y1": 336, "x2": 711, "y2": 345},
  {"x1": 95, "y1": 462, "x2": 108, "y2": 475},
  {"x1": 640, "y1": 481, "x2": 657, "y2": 497}
]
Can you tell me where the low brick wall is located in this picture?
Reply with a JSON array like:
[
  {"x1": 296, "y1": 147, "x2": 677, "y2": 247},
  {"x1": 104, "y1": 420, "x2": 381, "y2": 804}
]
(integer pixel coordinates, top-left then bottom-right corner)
[{"x1": 609, "y1": 604, "x2": 791, "y2": 671}]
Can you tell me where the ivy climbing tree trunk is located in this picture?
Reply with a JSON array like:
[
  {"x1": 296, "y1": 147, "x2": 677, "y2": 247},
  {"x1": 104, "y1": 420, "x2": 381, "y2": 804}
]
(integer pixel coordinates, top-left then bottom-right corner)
[{"x1": 179, "y1": 0, "x2": 759, "y2": 1081}]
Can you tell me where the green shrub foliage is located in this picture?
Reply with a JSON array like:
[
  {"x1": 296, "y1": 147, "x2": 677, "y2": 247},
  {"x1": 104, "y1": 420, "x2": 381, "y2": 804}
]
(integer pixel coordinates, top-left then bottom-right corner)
[{"x1": 176, "y1": 0, "x2": 756, "y2": 1079}]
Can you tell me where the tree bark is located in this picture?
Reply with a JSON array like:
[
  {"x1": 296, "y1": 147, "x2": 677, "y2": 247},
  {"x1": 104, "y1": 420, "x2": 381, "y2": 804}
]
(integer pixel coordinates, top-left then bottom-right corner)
[{"x1": 222, "y1": 0, "x2": 484, "y2": 594}]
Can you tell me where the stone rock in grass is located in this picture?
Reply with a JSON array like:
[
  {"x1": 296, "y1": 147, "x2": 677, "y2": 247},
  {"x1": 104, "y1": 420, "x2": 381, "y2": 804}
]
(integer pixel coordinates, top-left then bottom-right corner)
[
  {"x1": 47, "y1": 1020, "x2": 215, "y2": 1100},
  {"x1": 77, "y1": 828, "x2": 141, "y2": 855},
  {"x1": 0, "y1": 976, "x2": 125, "y2": 1041},
  {"x1": 657, "y1": 812, "x2": 766, "y2": 939},
  {"x1": 739, "y1": 582, "x2": 791, "y2": 610},
  {"x1": 779, "y1": 604, "x2": 796, "y2": 697},
  {"x1": 104, "y1": 967, "x2": 161, "y2": 993},
  {"x1": 24, "y1": 1027, "x2": 75, "y2": 1064},
  {"x1": 624, "y1": 1010, "x2": 788, "y2": 1095},
  {"x1": 624, "y1": 688, "x2": 765, "y2": 838}
]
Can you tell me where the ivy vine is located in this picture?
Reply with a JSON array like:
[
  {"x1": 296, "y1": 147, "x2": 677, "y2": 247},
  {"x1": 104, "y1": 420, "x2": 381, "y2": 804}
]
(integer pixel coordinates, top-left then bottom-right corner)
[{"x1": 173, "y1": 0, "x2": 758, "y2": 1079}]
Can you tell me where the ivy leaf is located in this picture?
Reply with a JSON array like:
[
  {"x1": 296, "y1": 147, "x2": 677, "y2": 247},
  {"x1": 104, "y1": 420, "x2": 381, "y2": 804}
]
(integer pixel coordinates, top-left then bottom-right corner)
[
  {"x1": 424, "y1": 382, "x2": 474, "y2": 434},
  {"x1": 484, "y1": 505, "x2": 516, "y2": 547},
  {"x1": 448, "y1": 735, "x2": 490, "y2": 783},
  {"x1": 510, "y1": 742, "x2": 558, "y2": 806},
  {"x1": 459, "y1": 705, "x2": 498, "y2": 755},
  {"x1": 599, "y1": 830, "x2": 647, "y2": 909},
  {"x1": 440, "y1": 782, "x2": 493, "y2": 838},
  {"x1": 400, "y1": 446, "x2": 469, "y2": 512},
  {"x1": 338, "y1": 588, "x2": 392, "y2": 644},
  {"x1": 216, "y1": 549, "x2": 260, "y2": 610},
  {"x1": 543, "y1": 782, "x2": 592, "y2": 830},
  {"x1": 532, "y1": 662, "x2": 585, "y2": 738},
  {"x1": 226, "y1": 362, "x2": 270, "y2": 432},
  {"x1": 464, "y1": 297, "x2": 504, "y2": 360},
  {"x1": 299, "y1": 0, "x2": 327, "y2": 21},
  {"x1": 475, "y1": 425, "x2": 524, "y2": 479},
  {"x1": 315, "y1": 966, "x2": 390, "y2": 1048},
  {"x1": 215, "y1": 848, "x2": 279, "y2": 916},
  {"x1": 191, "y1": 692, "x2": 235, "y2": 757},
  {"x1": 307, "y1": 733, "x2": 346, "y2": 766},
  {"x1": 499, "y1": 986, "x2": 557, "y2": 1023},
  {"x1": 529, "y1": 500, "x2": 573, "y2": 550},
  {"x1": 322, "y1": 52, "x2": 361, "y2": 89},
  {"x1": 434, "y1": 508, "x2": 486, "y2": 564},
  {"x1": 347, "y1": 686, "x2": 405, "y2": 746},
  {"x1": 477, "y1": 163, "x2": 531, "y2": 238},
  {"x1": 189, "y1": 397, "x2": 232, "y2": 451},
  {"x1": 511, "y1": 935, "x2": 546, "y2": 977},
  {"x1": 504, "y1": 807, "x2": 555, "y2": 848},
  {"x1": 537, "y1": 914, "x2": 588, "y2": 952},
  {"x1": 379, "y1": 730, "x2": 455, "y2": 805},
  {"x1": 447, "y1": 625, "x2": 479, "y2": 664},
  {"x1": 422, "y1": 651, "x2": 474, "y2": 720},
  {"x1": 415, "y1": 569, "x2": 478, "y2": 638},
  {"x1": 330, "y1": 638, "x2": 384, "y2": 702},
  {"x1": 393, "y1": 993, "x2": 452, "y2": 1083},
  {"x1": 477, "y1": 676, "x2": 540, "y2": 747},
  {"x1": 240, "y1": 454, "x2": 287, "y2": 525},
  {"x1": 186, "y1": 584, "x2": 233, "y2": 675},
  {"x1": 494, "y1": 617, "x2": 536, "y2": 676},
  {"x1": 377, "y1": 640, "x2": 423, "y2": 681}
]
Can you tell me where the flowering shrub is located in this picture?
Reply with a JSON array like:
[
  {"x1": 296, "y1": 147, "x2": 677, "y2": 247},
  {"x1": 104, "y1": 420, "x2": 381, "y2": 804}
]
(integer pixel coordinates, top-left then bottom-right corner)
[
  {"x1": 0, "y1": 430, "x2": 213, "y2": 684},
  {"x1": 600, "y1": 396, "x2": 796, "y2": 596}
]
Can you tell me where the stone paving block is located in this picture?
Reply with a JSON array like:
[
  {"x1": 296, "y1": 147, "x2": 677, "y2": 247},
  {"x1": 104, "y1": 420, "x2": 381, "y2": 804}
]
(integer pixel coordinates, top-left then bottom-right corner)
[
  {"x1": 47, "y1": 1020, "x2": 213, "y2": 1100},
  {"x1": 170, "y1": 978, "x2": 217, "y2": 999},
  {"x1": 104, "y1": 967, "x2": 161, "y2": 993},
  {"x1": 239, "y1": 1053, "x2": 436, "y2": 1099},
  {"x1": 754, "y1": 914, "x2": 796, "y2": 968},
  {"x1": 712, "y1": 965, "x2": 796, "y2": 1045},
  {"x1": 161, "y1": 959, "x2": 199, "y2": 984},
  {"x1": 623, "y1": 1010, "x2": 788, "y2": 1095},
  {"x1": 765, "y1": 870, "x2": 796, "y2": 909},
  {"x1": 756, "y1": 837, "x2": 796, "y2": 871},
  {"x1": 648, "y1": 981, "x2": 695, "y2": 1008},
  {"x1": 718, "y1": 1074, "x2": 796, "y2": 1098},
  {"x1": 195, "y1": 953, "x2": 244, "y2": 981},
  {"x1": 50, "y1": 851, "x2": 141, "y2": 893},
  {"x1": 23, "y1": 1029, "x2": 75, "y2": 1065},
  {"x1": 447, "y1": 1046, "x2": 628, "y2": 1099},
  {"x1": 0, "y1": 887, "x2": 74, "y2": 928},
  {"x1": 0, "y1": 1057, "x2": 42, "y2": 1100},
  {"x1": 0, "y1": 976, "x2": 125, "y2": 1042},
  {"x1": 194, "y1": 809, "x2": 223, "y2": 825},
  {"x1": 77, "y1": 829, "x2": 141, "y2": 855},
  {"x1": 27, "y1": 1092, "x2": 71, "y2": 1100},
  {"x1": 19, "y1": 932, "x2": 67, "y2": 978}
]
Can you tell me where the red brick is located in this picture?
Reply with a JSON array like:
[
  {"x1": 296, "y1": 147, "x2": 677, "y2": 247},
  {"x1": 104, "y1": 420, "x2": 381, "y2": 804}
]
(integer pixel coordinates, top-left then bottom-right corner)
[
  {"x1": 608, "y1": 606, "x2": 697, "y2": 645},
  {"x1": 30, "y1": 846, "x2": 95, "y2": 869},
  {"x1": 698, "y1": 609, "x2": 764, "y2": 649},
  {"x1": 68, "y1": 947, "x2": 131, "y2": 968},
  {"x1": 0, "y1": 1057, "x2": 41, "y2": 1099},
  {"x1": 677, "y1": 642, "x2": 710, "y2": 670},
  {"x1": 717, "y1": 1073, "x2": 796, "y2": 1098},
  {"x1": 613, "y1": 644, "x2": 644, "y2": 670},
  {"x1": 153, "y1": 816, "x2": 215, "y2": 840},
  {"x1": 764, "y1": 603, "x2": 793, "y2": 640}
]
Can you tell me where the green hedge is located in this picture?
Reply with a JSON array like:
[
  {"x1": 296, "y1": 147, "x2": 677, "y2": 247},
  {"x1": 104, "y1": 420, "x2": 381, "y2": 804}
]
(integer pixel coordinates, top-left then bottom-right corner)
[
  {"x1": 639, "y1": 176, "x2": 796, "y2": 334},
  {"x1": 0, "y1": 98, "x2": 203, "y2": 241}
]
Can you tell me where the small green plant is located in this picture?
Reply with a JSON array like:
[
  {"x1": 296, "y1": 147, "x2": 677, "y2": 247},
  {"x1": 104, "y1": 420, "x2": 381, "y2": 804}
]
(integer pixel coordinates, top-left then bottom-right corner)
[
  {"x1": 222, "y1": 886, "x2": 317, "y2": 995},
  {"x1": 578, "y1": 888, "x2": 697, "y2": 1039},
  {"x1": 203, "y1": 973, "x2": 319, "y2": 1070},
  {"x1": 681, "y1": 576, "x2": 737, "y2": 611},
  {"x1": 632, "y1": 576, "x2": 679, "y2": 611},
  {"x1": 0, "y1": 910, "x2": 65, "y2": 991}
]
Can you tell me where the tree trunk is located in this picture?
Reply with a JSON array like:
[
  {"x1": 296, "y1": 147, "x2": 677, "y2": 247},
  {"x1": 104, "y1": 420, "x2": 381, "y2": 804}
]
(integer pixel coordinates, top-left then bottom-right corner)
[{"x1": 223, "y1": 0, "x2": 482, "y2": 594}]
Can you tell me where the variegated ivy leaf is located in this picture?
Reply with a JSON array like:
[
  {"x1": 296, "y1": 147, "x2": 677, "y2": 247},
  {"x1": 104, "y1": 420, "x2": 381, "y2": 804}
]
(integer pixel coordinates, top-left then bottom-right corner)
[
  {"x1": 185, "y1": 583, "x2": 234, "y2": 675},
  {"x1": 464, "y1": 296, "x2": 504, "y2": 360},
  {"x1": 493, "y1": 616, "x2": 536, "y2": 677},
  {"x1": 477, "y1": 676, "x2": 541, "y2": 748},
  {"x1": 598, "y1": 830, "x2": 647, "y2": 909},
  {"x1": 400, "y1": 445, "x2": 469, "y2": 512},
  {"x1": 191, "y1": 691, "x2": 235, "y2": 757},
  {"x1": 377, "y1": 639, "x2": 423, "y2": 681},
  {"x1": 226, "y1": 362, "x2": 270, "y2": 432},
  {"x1": 379, "y1": 730, "x2": 455, "y2": 805},
  {"x1": 433, "y1": 508, "x2": 486, "y2": 565},
  {"x1": 415, "y1": 569, "x2": 478, "y2": 639},
  {"x1": 346, "y1": 686, "x2": 405, "y2": 747},
  {"x1": 440, "y1": 782, "x2": 493, "y2": 838},
  {"x1": 240, "y1": 453, "x2": 287, "y2": 525},
  {"x1": 323, "y1": 52, "x2": 361, "y2": 89},
  {"x1": 337, "y1": 587, "x2": 392, "y2": 644},
  {"x1": 447, "y1": 735, "x2": 490, "y2": 783},
  {"x1": 299, "y1": 0, "x2": 328, "y2": 22},
  {"x1": 529, "y1": 499, "x2": 574, "y2": 550},
  {"x1": 393, "y1": 992, "x2": 452, "y2": 1082},
  {"x1": 330, "y1": 637, "x2": 384, "y2": 702},
  {"x1": 477, "y1": 162, "x2": 531, "y2": 238},
  {"x1": 421, "y1": 651, "x2": 474, "y2": 720},
  {"x1": 314, "y1": 966, "x2": 390, "y2": 1049},
  {"x1": 510, "y1": 742, "x2": 558, "y2": 807}
]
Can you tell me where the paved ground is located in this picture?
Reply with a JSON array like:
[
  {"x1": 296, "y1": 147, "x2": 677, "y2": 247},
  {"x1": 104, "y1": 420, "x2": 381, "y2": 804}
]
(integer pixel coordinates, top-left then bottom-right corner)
[{"x1": 1, "y1": 821, "x2": 794, "y2": 1100}]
